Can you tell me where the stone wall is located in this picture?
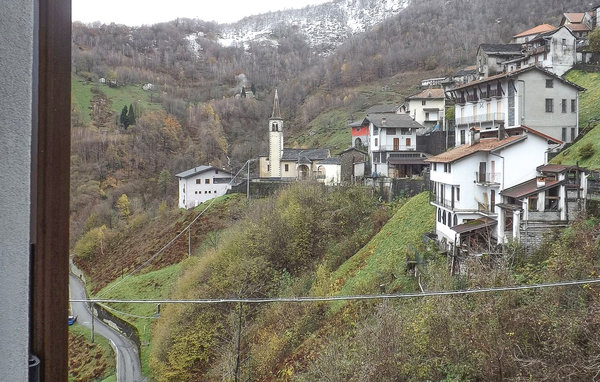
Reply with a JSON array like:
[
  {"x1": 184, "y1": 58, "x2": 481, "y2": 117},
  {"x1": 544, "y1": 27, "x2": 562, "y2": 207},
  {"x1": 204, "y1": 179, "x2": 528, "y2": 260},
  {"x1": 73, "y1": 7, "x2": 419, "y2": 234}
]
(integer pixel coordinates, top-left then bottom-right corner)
[
  {"x1": 519, "y1": 221, "x2": 568, "y2": 251},
  {"x1": 228, "y1": 179, "x2": 293, "y2": 198},
  {"x1": 92, "y1": 303, "x2": 142, "y2": 350},
  {"x1": 368, "y1": 177, "x2": 429, "y2": 201}
]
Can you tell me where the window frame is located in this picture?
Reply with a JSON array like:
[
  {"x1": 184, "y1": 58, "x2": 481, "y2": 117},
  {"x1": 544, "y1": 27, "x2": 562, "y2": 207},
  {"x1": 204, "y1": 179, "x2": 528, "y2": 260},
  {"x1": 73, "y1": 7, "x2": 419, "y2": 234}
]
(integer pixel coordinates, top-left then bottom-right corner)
[{"x1": 545, "y1": 98, "x2": 553, "y2": 113}]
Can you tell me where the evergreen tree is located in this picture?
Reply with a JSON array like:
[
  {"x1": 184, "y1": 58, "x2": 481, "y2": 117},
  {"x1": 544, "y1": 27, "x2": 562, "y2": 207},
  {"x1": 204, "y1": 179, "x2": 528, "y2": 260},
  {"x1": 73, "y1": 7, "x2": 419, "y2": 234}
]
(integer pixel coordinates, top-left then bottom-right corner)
[
  {"x1": 127, "y1": 103, "x2": 136, "y2": 126},
  {"x1": 241, "y1": 86, "x2": 246, "y2": 98},
  {"x1": 120, "y1": 105, "x2": 129, "y2": 128},
  {"x1": 250, "y1": 83, "x2": 256, "y2": 96}
]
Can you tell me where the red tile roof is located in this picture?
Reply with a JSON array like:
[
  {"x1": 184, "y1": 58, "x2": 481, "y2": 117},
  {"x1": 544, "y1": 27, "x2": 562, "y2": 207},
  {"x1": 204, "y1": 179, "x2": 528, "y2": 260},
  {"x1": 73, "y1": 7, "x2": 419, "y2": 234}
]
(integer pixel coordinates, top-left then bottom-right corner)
[
  {"x1": 564, "y1": 12, "x2": 586, "y2": 23},
  {"x1": 567, "y1": 23, "x2": 592, "y2": 32},
  {"x1": 513, "y1": 24, "x2": 556, "y2": 38},
  {"x1": 425, "y1": 135, "x2": 526, "y2": 163},
  {"x1": 407, "y1": 88, "x2": 445, "y2": 100}
]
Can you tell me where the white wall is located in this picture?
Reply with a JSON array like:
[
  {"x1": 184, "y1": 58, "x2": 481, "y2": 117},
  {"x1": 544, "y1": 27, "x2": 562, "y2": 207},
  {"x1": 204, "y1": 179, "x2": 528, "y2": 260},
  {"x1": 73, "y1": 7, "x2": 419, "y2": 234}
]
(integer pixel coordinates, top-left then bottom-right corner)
[
  {"x1": 0, "y1": 0, "x2": 34, "y2": 379},
  {"x1": 178, "y1": 169, "x2": 232, "y2": 209},
  {"x1": 317, "y1": 164, "x2": 341, "y2": 185}
]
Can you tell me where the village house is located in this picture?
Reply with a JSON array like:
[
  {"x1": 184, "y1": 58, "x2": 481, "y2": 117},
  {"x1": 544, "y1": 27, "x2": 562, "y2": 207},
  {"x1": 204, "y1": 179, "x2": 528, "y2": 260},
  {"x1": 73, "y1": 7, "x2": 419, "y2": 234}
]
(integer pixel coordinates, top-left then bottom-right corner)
[
  {"x1": 405, "y1": 88, "x2": 445, "y2": 131},
  {"x1": 504, "y1": 26, "x2": 577, "y2": 77},
  {"x1": 476, "y1": 43, "x2": 523, "y2": 78},
  {"x1": 511, "y1": 24, "x2": 557, "y2": 44},
  {"x1": 447, "y1": 65, "x2": 584, "y2": 145},
  {"x1": 176, "y1": 165, "x2": 234, "y2": 209},
  {"x1": 367, "y1": 113, "x2": 429, "y2": 178},
  {"x1": 426, "y1": 125, "x2": 562, "y2": 254},
  {"x1": 339, "y1": 147, "x2": 368, "y2": 184},
  {"x1": 258, "y1": 90, "x2": 340, "y2": 183},
  {"x1": 498, "y1": 164, "x2": 588, "y2": 249},
  {"x1": 560, "y1": 12, "x2": 593, "y2": 40},
  {"x1": 349, "y1": 119, "x2": 369, "y2": 149}
]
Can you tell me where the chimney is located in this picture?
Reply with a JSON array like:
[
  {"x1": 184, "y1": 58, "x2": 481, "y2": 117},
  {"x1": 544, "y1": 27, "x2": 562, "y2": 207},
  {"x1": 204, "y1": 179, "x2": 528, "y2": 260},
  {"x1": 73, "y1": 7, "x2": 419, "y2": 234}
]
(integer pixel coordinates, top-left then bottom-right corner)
[
  {"x1": 470, "y1": 129, "x2": 480, "y2": 145},
  {"x1": 381, "y1": 117, "x2": 387, "y2": 126},
  {"x1": 498, "y1": 121, "x2": 507, "y2": 140},
  {"x1": 536, "y1": 176, "x2": 546, "y2": 188}
]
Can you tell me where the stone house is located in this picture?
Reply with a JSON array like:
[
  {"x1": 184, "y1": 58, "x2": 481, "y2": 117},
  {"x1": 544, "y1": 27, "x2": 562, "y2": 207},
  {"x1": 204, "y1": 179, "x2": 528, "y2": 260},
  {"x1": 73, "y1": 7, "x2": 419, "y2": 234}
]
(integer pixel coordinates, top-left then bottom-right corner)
[{"x1": 476, "y1": 43, "x2": 523, "y2": 78}]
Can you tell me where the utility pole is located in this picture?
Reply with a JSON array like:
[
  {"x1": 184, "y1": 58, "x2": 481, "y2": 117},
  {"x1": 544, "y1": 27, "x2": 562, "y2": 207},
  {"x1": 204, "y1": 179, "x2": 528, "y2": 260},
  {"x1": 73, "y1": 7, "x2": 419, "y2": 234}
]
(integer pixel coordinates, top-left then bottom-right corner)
[
  {"x1": 246, "y1": 160, "x2": 251, "y2": 200},
  {"x1": 234, "y1": 301, "x2": 243, "y2": 382},
  {"x1": 188, "y1": 227, "x2": 191, "y2": 257},
  {"x1": 90, "y1": 302, "x2": 95, "y2": 343}
]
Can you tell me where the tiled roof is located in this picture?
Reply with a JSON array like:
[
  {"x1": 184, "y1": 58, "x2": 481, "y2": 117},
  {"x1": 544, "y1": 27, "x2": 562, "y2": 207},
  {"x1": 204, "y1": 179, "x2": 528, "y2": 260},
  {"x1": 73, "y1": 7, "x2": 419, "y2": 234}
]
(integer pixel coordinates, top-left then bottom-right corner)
[
  {"x1": 566, "y1": 23, "x2": 592, "y2": 32},
  {"x1": 176, "y1": 165, "x2": 232, "y2": 178},
  {"x1": 513, "y1": 24, "x2": 556, "y2": 38},
  {"x1": 281, "y1": 148, "x2": 330, "y2": 161},
  {"x1": 537, "y1": 164, "x2": 578, "y2": 173},
  {"x1": 449, "y1": 66, "x2": 585, "y2": 92},
  {"x1": 425, "y1": 135, "x2": 526, "y2": 163},
  {"x1": 452, "y1": 217, "x2": 496, "y2": 234},
  {"x1": 407, "y1": 88, "x2": 445, "y2": 100},
  {"x1": 564, "y1": 12, "x2": 585, "y2": 23},
  {"x1": 316, "y1": 157, "x2": 341, "y2": 165},
  {"x1": 479, "y1": 43, "x2": 523, "y2": 55},
  {"x1": 339, "y1": 147, "x2": 367, "y2": 155},
  {"x1": 365, "y1": 104, "x2": 399, "y2": 114},
  {"x1": 501, "y1": 178, "x2": 561, "y2": 199},
  {"x1": 365, "y1": 113, "x2": 424, "y2": 129}
]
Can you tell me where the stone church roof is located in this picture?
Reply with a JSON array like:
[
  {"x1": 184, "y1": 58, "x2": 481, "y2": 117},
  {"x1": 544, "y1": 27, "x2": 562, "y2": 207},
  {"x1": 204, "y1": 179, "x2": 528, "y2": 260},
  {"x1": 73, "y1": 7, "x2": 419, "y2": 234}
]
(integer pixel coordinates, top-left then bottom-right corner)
[{"x1": 281, "y1": 148, "x2": 330, "y2": 161}]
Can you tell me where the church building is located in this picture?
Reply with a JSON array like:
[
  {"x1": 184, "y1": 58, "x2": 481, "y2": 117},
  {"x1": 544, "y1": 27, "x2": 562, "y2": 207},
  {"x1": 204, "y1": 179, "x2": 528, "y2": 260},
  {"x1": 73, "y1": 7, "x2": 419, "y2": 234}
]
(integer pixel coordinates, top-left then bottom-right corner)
[{"x1": 258, "y1": 90, "x2": 340, "y2": 184}]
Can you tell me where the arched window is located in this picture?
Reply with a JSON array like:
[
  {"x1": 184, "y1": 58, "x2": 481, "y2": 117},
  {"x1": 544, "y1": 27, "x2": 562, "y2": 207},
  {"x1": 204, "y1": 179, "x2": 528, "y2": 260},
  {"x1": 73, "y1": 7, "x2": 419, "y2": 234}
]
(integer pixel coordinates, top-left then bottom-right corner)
[
  {"x1": 453, "y1": 214, "x2": 458, "y2": 227},
  {"x1": 317, "y1": 165, "x2": 326, "y2": 179},
  {"x1": 438, "y1": 208, "x2": 441, "y2": 222}
]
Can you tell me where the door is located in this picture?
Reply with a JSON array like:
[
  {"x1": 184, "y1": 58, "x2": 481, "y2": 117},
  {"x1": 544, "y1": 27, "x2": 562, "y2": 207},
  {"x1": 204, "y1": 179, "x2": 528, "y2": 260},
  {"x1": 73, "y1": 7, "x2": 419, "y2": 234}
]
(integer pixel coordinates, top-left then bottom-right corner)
[
  {"x1": 406, "y1": 137, "x2": 411, "y2": 148},
  {"x1": 490, "y1": 190, "x2": 496, "y2": 212},
  {"x1": 393, "y1": 138, "x2": 399, "y2": 151},
  {"x1": 479, "y1": 162, "x2": 486, "y2": 183}
]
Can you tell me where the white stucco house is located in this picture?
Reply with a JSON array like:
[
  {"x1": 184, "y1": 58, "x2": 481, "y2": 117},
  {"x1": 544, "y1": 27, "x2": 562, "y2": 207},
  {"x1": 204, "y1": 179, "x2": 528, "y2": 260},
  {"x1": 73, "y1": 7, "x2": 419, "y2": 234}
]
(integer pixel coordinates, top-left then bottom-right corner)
[
  {"x1": 426, "y1": 125, "x2": 562, "y2": 253},
  {"x1": 405, "y1": 88, "x2": 446, "y2": 131},
  {"x1": 176, "y1": 165, "x2": 234, "y2": 209},
  {"x1": 315, "y1": 157, "x2": 342, "y2": 185},
  {"x1": 448, "y1": 66, "x2": 585, "y2": 145}
]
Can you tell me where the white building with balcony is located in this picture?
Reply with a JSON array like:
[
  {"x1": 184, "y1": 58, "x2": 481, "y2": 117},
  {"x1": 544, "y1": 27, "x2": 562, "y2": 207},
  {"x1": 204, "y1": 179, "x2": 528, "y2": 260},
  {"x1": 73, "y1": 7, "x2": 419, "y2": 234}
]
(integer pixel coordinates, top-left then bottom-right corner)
[
  {"x1": 426, "y1": 126, "x2": 561, "y2": 253},
  {"x1": 406, "y1": 88, "x2": 445, "y2": 131},
  {"x1": 448, "y1": 66, "x2": 584, "y2": 146},
  {"x1": 366, "y1": 113, "x2": 429, "y2": 178}
]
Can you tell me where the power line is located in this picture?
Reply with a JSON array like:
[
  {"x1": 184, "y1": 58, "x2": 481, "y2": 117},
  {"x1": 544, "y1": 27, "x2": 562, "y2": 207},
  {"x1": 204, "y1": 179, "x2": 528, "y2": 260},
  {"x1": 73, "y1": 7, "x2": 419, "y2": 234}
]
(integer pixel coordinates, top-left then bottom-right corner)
[
  {"x1": 98, "y1": 160, "x2": 252, "y2": 297},
  {"x1": 73, "y1": 277, "x2": 600, "y2": 305}
]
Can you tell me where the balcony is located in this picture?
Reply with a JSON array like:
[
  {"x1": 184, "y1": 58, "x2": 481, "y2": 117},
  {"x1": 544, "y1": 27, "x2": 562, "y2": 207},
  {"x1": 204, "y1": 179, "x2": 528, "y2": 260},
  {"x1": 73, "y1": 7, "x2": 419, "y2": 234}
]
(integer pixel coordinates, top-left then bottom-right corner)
[
  {"x1": 466, "y1": 94, "x2": 479, "y2": 103},
  {"x1": 456, "y1": 113, "x2": 505, "y2": 127},
  {"x1": 481, "y1": 89, "x2": 503, "y2": 99},
  {"x1": 475, "y1": 172, "x2": 501, "y2": 185},
  {"x1": 430, "y1": 194, "x2": 455, "y2": 210}
]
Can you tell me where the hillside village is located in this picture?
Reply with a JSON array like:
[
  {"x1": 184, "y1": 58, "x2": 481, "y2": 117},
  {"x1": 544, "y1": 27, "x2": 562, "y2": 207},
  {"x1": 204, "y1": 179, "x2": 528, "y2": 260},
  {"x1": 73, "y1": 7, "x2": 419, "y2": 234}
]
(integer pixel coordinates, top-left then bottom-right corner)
[
  {"x1": 58, "y1": 2, "x2": 600, "y2": 382},
  {"x1": 177, "y1": 7, "x2": 600, "y2": 266}
]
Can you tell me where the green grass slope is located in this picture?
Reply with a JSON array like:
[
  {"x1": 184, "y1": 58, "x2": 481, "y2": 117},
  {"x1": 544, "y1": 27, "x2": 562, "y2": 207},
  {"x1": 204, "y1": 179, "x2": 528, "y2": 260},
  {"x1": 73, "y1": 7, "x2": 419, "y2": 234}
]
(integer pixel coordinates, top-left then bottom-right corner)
[
  {"x1": 552, "y1": 70, "x2": 600, "y2": 169},
  {"x1": 331, "y1": 192, "x2": 435, "y2": 297}
]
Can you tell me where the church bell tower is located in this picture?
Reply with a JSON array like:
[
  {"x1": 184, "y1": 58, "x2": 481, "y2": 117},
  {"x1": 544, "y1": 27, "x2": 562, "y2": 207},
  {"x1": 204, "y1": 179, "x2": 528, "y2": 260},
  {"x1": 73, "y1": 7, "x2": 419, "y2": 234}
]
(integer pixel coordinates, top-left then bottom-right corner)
[{"x1": 268, "y1": 89, "x2": 284, "y2": 177}]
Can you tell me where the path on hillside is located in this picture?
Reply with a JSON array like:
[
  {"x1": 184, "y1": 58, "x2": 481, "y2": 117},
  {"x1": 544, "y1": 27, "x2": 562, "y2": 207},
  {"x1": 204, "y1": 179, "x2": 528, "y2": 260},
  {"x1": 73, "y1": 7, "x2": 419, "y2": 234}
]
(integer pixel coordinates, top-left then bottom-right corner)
[{"x1": 69, "y1": 272, "x2": 143, "y2": 382}]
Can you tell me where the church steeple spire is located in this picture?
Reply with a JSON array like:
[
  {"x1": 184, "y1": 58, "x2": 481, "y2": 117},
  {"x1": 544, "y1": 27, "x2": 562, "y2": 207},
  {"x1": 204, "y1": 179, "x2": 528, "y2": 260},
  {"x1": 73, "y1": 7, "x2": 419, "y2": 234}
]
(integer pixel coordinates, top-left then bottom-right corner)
[{"x1": 271, "y1": 89, "x2": 281, "y2": 119}]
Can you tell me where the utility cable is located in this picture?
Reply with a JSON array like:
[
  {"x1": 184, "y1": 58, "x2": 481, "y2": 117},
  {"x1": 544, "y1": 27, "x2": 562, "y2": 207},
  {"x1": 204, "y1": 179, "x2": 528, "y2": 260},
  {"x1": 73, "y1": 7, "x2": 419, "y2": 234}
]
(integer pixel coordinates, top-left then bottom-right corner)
[
  {"x1": 75, "y1": 277, "x2": 600, "y2": 305},
  {"x1": 97, "y1": 160, "x2": 251, "y2": 297}
]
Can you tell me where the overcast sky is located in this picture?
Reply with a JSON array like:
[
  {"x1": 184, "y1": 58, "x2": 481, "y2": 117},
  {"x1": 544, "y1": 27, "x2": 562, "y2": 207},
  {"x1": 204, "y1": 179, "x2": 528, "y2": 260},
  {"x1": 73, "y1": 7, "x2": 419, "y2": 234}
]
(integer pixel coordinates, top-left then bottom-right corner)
[{"x1": 72, "y1": 0, "x2": 331, "y2": 25}]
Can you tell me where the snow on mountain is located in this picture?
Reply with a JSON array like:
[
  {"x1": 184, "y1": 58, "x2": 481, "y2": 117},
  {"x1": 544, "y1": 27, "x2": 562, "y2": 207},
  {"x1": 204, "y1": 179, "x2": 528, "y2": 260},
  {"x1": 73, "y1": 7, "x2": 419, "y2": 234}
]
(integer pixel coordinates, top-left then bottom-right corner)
[{"x1": 217, "y1": 0, "x2": 410, "y2": 55}]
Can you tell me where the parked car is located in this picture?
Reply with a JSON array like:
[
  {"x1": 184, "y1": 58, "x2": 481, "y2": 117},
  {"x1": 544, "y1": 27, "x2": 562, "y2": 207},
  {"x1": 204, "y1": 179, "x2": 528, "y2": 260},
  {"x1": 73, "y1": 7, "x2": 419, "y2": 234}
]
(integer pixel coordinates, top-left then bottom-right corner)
[{"x1": 68, "y1": 315, "x2": 77, "y2": 325}]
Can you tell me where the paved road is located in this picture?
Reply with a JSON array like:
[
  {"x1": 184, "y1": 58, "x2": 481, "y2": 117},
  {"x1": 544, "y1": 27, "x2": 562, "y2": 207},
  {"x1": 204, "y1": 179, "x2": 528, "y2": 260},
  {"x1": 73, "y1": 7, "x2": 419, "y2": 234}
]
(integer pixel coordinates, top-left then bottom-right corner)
[{"x1": 69, "y1": 273, "x2": 143, "y2": 382}]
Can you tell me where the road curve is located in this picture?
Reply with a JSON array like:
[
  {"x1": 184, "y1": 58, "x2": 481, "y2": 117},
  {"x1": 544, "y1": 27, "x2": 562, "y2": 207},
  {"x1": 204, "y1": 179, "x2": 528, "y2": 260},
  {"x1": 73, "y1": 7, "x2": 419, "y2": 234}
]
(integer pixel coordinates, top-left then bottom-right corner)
[{"x1": 69, "y1": 273, "x2": 144, "y2": 382}]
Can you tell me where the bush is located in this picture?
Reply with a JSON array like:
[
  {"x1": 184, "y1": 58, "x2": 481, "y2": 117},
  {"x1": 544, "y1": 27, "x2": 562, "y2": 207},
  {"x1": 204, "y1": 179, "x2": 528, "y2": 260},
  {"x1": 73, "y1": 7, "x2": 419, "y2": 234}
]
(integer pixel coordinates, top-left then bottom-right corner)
[
  {"x1": 578, "y1": 142, "x2": 595, "y2": 159},
  {"x1": 74, "y1": 225, "x2": 109, "y2": 259}
]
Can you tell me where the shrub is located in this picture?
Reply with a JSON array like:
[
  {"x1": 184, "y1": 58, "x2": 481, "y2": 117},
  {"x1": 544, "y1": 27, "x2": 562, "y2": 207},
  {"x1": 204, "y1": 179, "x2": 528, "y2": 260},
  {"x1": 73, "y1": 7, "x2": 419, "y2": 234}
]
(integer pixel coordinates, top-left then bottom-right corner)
[{"x1": 579, "y1": 142, "x2": 595, "y2": 159}]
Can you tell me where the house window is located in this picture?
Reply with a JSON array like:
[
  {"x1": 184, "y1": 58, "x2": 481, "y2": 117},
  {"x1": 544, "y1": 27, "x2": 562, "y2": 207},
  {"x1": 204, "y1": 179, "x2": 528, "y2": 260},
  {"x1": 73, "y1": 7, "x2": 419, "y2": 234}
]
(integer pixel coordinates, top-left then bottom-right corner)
[
  {"x1": 529, "y1": 195, "x2": 538, "y2": 211},
  {"x1": 545, "y1": 98, "x2": 553, "y2": 112},
  {"x1": 571, "y1": 99, "x2": 576, "y2": 113},
  {"x1": 442, "y1": 210, "x2": 447, "y2": 225},
  {"x1": 205, "y1": 179, "x2": 210, "y2": 184},
  {"x1": 355, "y1": 127, "x2": 360, "y2": 132},
  {"x1": 545, "y1": 79, "x2": 553, "y2": 88},
  {"x1": 453, "y1": 214, "x2": 458, "y2": 226},
  {"x1": 373, "y1": 127, "x2": 379, "y2": 136},
  {"x1": 438, "y1": 208, "x2": 441, "y2": 222},
  {"x1": 215, "y1": 170, "x2": 219, "y2": 174},
  {"x1": 425, "y1": 112, "x2": 430, "y2": 121},
  {"x1": 571, "y1": 128, "x2": 576, "y2": 141},
  {"x1": 422, "y1": 100, "x2": 426, "y2": 106},
  {"x1": 561, "y1": 99, "x2": 567, "y2": 113},
  {"x1": 401, "y1": 128, "x2": 409, "y2": 135},
  {"x1": 562, "y1": 128, "x2": 567, "y2": 141},
  {"x1": 456, "y1": 187, "x2": 460, "y2": 201},
  {"x1": 196, "y1": 179, "x2": 201, "y2": 184},
  {"x1": 433, "y1": 163, "x2": 437, "y2": 171},
  {"x1": 387, "y1": 128, "x2": 396, "y2": 135},
  {"x1": 284, "y1": 164, "x2": 289, "y2": 172},
  {"x1": 444, "y1": 163, "x2": 451, "y2": 173},
  {"x1": 374, "y1": 138, "x2": 378, "y2": 146},
  {"x1": 460, "y1": 130, "x2": 465, "y2": 145}
]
